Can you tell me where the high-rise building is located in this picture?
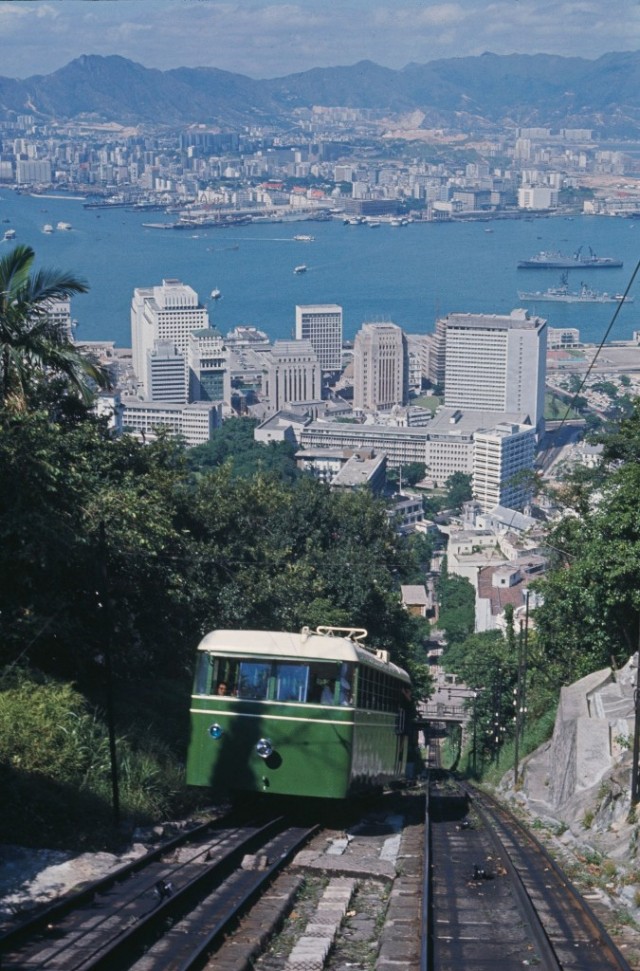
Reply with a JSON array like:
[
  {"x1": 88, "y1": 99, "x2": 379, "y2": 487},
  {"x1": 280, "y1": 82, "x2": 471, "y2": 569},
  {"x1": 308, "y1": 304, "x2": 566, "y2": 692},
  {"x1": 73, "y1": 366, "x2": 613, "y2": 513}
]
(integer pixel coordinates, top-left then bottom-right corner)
[
  {"x1": 147, "y1": 339, "x2": 187, "y2": 403},
  {"x1": 263, "y1": 340, "x2": 322, "y2": 413},
  {"x1": 295, "y1": 304, "x2": 343, "y2": 372},
  {"x1": 473, "y1": 422, "x2": 537, "y2": 512},
  {"x1": 131, "y1": 279, "x2": 208, "y2": 397},
  {"x1": 188, "y1": 327, "x2": 230, "y2": 405},
  {"x1": 353, "y1": 322, "x2": 408, "y2": 413},
  {"x1": 439, "y1": 309, "x2": 547, "y2": 435}
]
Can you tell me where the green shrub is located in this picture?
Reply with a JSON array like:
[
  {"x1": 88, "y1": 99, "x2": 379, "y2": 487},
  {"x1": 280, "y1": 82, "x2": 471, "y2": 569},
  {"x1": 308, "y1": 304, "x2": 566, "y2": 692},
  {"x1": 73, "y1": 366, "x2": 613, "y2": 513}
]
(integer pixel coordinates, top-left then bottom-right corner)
[{"x1": 0, "y1": 667, "x2": 204, "y2": 848}]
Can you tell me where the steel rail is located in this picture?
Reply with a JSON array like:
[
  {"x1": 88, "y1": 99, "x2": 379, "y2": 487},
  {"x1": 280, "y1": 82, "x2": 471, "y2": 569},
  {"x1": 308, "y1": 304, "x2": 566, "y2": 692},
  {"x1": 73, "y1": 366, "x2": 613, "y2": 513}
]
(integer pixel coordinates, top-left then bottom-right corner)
[
  {"x1": 0, "y1": 811, "x2": 229, "y2": 951},
  {"x1": 420, "y1": 780, "x2": 431, "y2": 971},
  {"x1": 150, "y1": 824, "x2": 318, "y2": 971},
  {"x1": 467, "y1": 790, "x2": 564, "y2": 969},
  {"x1": 469, "y1": 785, "x2": 633, "y2": 971},
  {"x1": 0, "y1": 817, "x2": 290, "y2": 971}
]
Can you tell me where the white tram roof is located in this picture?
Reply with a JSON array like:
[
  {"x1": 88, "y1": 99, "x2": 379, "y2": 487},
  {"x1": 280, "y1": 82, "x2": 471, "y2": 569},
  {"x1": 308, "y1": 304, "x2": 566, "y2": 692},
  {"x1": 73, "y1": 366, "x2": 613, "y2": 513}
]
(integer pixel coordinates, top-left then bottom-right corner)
[{"x1": 197, "y1": 628, "x2": 410, "y2": 682}]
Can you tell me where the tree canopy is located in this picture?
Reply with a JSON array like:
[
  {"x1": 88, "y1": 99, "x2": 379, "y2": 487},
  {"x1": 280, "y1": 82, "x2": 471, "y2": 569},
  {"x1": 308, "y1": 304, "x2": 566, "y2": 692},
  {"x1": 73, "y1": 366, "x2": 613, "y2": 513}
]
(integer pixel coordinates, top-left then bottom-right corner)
[
  {"x1": 0, "y1": 408, "x2": 431, "y2": 694},
  {"x1": 0, "y1": 244, "x2": 108, "y2": 412},
  {"x1": 534, "y1": 400, "x2": 640, "y2": 682}
]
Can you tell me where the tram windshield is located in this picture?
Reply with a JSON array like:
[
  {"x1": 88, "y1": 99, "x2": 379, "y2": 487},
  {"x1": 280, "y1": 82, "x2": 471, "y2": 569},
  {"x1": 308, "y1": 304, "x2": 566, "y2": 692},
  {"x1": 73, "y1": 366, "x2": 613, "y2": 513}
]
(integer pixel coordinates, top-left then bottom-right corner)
[{"x1": 194, "y1": 653, "x2": 354, "y2": 706}]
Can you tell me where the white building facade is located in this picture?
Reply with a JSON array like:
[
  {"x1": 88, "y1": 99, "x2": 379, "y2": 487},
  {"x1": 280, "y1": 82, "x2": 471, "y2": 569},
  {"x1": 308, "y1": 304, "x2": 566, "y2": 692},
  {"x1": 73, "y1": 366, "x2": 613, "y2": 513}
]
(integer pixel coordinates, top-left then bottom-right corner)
[
  {"x1": 295, "y1": 304, "x2": 343, "y2": 372},
  {"x1": 472, "y1": 422, "x2": 537, "y2": 512},
  {"x1": 131, "y1": 279, "x2": 209, "y2": 398},
  {"x1": 120, "y1": 397, "x2": 222, "y2": 447},
  {"x1": 147, "y1": 340, "x2": 188, "y2": 403},
  {"x1": 441, "y1": 309, "x2": 547, "y2": 436}
]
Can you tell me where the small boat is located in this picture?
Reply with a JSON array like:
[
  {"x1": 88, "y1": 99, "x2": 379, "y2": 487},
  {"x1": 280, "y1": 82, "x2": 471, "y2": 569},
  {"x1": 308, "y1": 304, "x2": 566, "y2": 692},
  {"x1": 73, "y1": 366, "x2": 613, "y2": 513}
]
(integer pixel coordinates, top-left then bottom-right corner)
[
  {"x1": 294, "y1": 264, "x2": 307, "y2": 274},
  {"x1": 3, "y1": 228, "x2": 16, "y2": 240},
  {"x1": 210, "y1": 288, "x2": 222, "y2": 300},
  {"x1": 56, "y1": 221, "x2": 72, "y2": 231},
  {"x1": 293, "y1": 234, "x2": 314, "y2": 241},
  {"x1": 43, "y1": 224, "x2": 54, "y2": 234}
]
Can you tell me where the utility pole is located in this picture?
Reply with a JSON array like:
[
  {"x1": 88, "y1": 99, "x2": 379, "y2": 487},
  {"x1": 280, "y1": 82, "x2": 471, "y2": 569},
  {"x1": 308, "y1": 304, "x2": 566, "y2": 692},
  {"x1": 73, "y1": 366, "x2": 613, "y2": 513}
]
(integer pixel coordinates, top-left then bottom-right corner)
[
  {"x1": 631, "y1": 624, "x2": 640, "y2": 806},
  {"x1": 97, "y1": 521, "x2": 120, "y2": 827},
  {"x1": 514, "y1": 621, "x2": 524, "y2": 786},
  {"x1": 472, "y1": 691, "x2": 479, "y2": 776}
]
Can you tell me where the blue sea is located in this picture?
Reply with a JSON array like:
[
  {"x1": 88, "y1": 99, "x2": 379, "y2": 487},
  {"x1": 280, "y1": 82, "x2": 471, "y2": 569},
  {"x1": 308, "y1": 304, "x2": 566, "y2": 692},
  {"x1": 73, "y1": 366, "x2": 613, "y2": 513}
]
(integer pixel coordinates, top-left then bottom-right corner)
[{"x1": 1, "y1": 190, "x2": 638, "y2": 348}]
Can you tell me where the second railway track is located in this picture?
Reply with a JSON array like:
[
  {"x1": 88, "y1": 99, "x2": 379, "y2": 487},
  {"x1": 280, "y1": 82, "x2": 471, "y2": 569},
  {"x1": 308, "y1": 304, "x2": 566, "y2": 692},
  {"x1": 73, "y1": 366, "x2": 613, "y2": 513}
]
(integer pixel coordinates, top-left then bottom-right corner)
[
  {"x1": 427, "y1": 772, "x2": 634, "y2": 971},
  {"x1": 0, "y1": 815, "x2": 317, "y2": 971}
]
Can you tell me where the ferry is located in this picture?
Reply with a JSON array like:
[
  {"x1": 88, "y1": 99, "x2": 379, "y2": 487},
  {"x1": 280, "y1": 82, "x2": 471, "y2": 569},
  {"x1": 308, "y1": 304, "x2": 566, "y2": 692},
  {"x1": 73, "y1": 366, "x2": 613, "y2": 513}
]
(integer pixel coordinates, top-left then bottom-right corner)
[{"x1": 294, "y1": 264, "x2": 307, "y2": 274}]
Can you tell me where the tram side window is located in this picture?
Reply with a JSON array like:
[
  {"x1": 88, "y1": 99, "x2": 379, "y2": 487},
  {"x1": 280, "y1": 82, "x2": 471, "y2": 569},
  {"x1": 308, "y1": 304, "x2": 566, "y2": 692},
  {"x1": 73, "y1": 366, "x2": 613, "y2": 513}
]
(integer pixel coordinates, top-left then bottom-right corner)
[
  {"x1": 194, "y1": 655, "x2": 241, "y2": 696},
  {"x1": 194, "y1": 653, "x2": 215, "y2": 695},
  {"x1": 238, "y1": 661, "x2": 271, "y2": 700},
  {"x1": 358, "y1": 667, "x2": 399, "y2": 711},
  {"x1": 275, "y1": 663, "x2": 309, "y2": 702},
  {"x1": 359, "y1": 666, "x2": 372, "y2": 710}
]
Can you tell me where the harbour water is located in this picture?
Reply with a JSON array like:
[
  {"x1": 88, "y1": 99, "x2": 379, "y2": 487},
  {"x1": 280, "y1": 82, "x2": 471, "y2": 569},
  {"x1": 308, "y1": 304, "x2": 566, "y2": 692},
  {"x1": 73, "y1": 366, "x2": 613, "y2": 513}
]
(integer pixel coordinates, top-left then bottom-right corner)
[{"x1": 1, "y1": 190, "x2": 638, "y2": 349}]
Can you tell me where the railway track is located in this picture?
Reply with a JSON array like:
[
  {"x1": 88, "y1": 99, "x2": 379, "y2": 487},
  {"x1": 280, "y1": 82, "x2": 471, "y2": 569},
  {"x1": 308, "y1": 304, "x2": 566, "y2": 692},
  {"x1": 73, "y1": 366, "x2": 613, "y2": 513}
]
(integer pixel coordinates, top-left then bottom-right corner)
[
  {"x1": 0, "y1": 814, "x2": 317, "y2": 970},
  {"x1": 426, "y1": 772, "x2": 634, "y2": 971},
  {"x1": 2, "y1": 777, "x2": 638, "y2": 971}
]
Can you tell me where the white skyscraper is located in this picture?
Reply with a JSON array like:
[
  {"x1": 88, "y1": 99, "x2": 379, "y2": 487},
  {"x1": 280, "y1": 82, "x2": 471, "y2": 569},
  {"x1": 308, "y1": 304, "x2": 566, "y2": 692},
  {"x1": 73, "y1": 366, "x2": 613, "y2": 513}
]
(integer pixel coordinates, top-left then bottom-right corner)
[
  {"x1": 473, "y1": 422, "x2": 537, "y2": 512},
  {"x1": 441, "y1": 309, "x2": 547, "y2": 436},
  {"x1": 147, "y1": 340, "x2": 188, "y2": 403},
  {"x1": 131, "y1": 279, "x2": 209, "y2": 397},
  {"x1": 295, "y1": 304, "x2": 343, "y2": 372},
  {"x1": 353, "y1": 322, "x2": 408, "y2": 413}
]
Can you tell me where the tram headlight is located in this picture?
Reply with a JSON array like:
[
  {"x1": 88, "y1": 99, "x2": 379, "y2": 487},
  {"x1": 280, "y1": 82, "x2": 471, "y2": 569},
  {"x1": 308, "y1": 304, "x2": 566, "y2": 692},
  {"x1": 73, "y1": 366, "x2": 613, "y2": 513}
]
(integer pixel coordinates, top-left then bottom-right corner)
[
  {"x1": 255, "y1": 737, "x2": 273, "y2": 759},
  {"x1": 208, "y1": 723, "x2": 224, "y2": 740}
]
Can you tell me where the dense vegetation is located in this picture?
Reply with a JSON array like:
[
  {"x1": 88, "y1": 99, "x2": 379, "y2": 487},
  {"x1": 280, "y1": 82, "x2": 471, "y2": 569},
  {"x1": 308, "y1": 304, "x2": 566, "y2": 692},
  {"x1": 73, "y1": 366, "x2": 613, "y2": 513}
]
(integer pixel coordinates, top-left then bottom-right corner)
[
  {"x1": 534, "y1": 401, "x2": 640, "y2": 681},
  {"x1": 0, "y1": 247, "x2": 433, "y2": 846},
  {"x1": 435, "y1": 404, "x2": 640, "y2": 777}
]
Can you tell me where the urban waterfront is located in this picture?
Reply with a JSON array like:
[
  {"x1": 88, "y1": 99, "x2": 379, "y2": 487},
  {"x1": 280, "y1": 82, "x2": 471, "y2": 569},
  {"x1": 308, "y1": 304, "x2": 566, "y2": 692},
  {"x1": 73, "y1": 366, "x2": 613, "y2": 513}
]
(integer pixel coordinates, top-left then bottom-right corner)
[{"x1": 1, "y1": 189, "x2": 638, "y2": 348}]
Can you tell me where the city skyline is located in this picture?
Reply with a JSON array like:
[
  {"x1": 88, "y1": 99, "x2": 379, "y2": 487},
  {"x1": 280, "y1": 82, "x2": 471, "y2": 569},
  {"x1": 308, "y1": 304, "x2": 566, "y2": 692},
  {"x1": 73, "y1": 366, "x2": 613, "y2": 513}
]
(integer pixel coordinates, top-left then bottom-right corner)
[{"x1": 1, "y1": 0, "x2": 638, "y2": 81}]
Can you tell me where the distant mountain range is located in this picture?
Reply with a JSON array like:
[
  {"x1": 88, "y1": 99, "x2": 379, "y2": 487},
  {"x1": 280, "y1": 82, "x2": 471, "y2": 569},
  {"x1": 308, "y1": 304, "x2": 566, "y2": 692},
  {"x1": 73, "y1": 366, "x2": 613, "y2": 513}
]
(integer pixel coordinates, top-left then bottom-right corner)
[{"x1": 1, "y1": 51, "x2": 640, "y2": 137}]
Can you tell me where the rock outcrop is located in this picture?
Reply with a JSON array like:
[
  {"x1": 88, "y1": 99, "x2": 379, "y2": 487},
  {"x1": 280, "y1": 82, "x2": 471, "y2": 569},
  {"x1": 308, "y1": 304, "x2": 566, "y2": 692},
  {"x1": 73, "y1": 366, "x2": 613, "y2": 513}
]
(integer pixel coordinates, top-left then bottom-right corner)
[{"x1": 509, "y1": 654, "x2": 639, "y2": 859}]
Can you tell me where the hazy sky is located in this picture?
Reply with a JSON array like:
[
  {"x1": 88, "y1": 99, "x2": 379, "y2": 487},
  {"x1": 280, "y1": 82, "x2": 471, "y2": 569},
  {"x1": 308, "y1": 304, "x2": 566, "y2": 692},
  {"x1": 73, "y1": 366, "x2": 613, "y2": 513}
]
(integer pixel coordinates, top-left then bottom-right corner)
[{"x1": 1, "y1": 0, "x2": 638, "y2": 79}]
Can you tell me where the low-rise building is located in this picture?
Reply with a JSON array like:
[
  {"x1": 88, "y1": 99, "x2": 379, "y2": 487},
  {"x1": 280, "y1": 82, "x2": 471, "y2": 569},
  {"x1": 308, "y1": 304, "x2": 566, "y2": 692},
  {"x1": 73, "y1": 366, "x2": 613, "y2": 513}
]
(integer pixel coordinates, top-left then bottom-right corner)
[
  {"x1": 120, "y1": 396, "x2": 222, "y2": 446},
  {"x1": 330, "y1": 451, "x2": 387, "y2": 493},
  {"x1": 254, "y1": 410, "x2": 311, "y2": 445}
]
